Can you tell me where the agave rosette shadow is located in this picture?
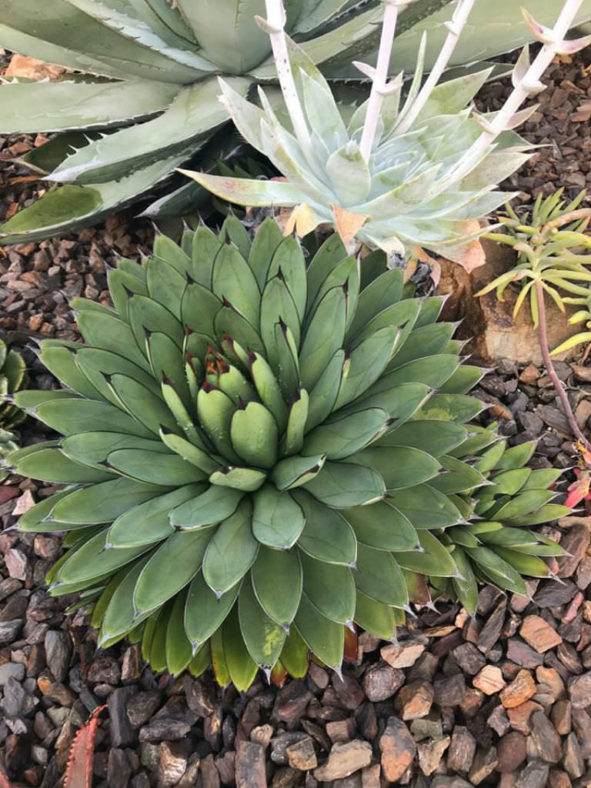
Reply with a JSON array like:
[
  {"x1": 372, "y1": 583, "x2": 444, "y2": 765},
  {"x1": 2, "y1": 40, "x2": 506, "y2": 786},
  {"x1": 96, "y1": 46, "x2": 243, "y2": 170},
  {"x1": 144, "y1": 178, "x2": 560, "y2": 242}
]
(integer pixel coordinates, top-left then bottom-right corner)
[{"x1": 9, "y1": 220, "x2": 565, "y2": 688}]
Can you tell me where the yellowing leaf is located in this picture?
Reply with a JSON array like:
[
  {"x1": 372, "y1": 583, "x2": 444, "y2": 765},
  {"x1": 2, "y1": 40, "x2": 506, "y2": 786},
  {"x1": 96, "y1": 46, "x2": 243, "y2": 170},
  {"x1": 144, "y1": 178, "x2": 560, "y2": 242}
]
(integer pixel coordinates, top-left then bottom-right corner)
[{"x1": 331, "y1": 205, "x2": 368, "y2": 251}]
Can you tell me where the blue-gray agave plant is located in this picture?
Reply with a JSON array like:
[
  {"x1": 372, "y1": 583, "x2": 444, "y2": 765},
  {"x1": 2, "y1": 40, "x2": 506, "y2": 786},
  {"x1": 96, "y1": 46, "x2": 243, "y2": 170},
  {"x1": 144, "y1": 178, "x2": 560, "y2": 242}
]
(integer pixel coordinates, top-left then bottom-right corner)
[
  {"x1": 184, "y1": 0, "x2": 591, "y2": 260},
  {"x1": 1, "y1": 0, "x2": 589, "y2": 244}
]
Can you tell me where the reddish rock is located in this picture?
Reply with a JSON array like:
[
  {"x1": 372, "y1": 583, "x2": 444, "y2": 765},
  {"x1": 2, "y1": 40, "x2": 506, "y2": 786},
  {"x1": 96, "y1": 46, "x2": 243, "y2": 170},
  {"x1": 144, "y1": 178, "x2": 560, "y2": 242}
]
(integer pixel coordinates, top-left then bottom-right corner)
[
  {"x1": 379, "y1": 716, "x2": 416, "y2": 783},
  {"x1": 396, "y1": 682, "x2": 434, "y2": 720},
  {"x1": 507, "y1": 701, "x2": 544, "y2": 734},
  {"x1": 447, "y1": 726, "x2": 476, "y2": 774},
  {"x1": 520, "y1": 615, "x2": 563, "y2": 653},
  {"x1": 500, "y1": 670, "x2": 537, "y2": 709},
  {"x1": 235, "y1": 741, "x2": 266, "y2": 788}
]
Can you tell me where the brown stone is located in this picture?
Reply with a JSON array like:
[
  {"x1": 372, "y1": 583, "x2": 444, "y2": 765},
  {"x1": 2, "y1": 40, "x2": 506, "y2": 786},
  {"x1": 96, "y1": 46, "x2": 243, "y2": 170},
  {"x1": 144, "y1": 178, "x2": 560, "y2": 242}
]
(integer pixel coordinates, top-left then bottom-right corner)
[
  {"x1": 361, "y1": 764, "x2": 380, "y2": 788},
  {"x1": 326, "y1": 719, "x2": 356, "y2": 743},
  {"x1": 158, "y1": 742, "x2": 188, "y2": 787},
  {"x1": 447, "y1": 726, "x2": 476, "y2": 773},
  {"x1": 551, "y1": 700, "x2": 571, "y2": 735},
  {"x1": 548, "y1": 769, "x2": 572, "y2": 788},
  {"x1": 520, "y1": 616, "x2": 562, "y2": 653},
  {"x1": 473, "y1": 665, "x2": 506, "y2": 695},
  {"x1": 396, "y1": 681, "x2": 434, "y2": 720},
  {"x1": 530, "y1": 710, "x2": 562, "y2": 763},
  {"x1": 438, "y1": 241, "x2": 579, "y2": 364},
  {"x1": 379, "y1": 716, "x2": 416, "y2": 783},
  {"x1": 557, "y1": 524, "x2": 590, "y2": 578},
  {"x1": 380, "y1": 642, "x2": 425, "y2": 669},
  {"x1": 235, "y1": 742, "x2": 266, "y2": 788},
  {"x1": 459, "y1": 688, "x2": 484, "y2": 718},
  {"x1": 497, "y1": 732, "x2": 527, "y2": 774},
  {"x1": 507, "y1": 701, "x2": 544, "y2": 734},
  {"x1": 314, "y1": 741, "x2": 372, "y2": 782},
  {"x1": 362, "y1": 662, "x2": 404, "y2": 702},
  {"x1": 468, "y1": 746, "x2": 498, "y2": 786},
  {"x1": 488, "y1": 705, "x2": 511, "y2": 736},
  {"x1": 418, "y1": 736, "x2": 450, "y2": 776},
  {"x1": 515, "y1": 761, "x2": 550, "y2": 788},
  {"x1": 453, "y1": 643, "x2": 485, "y2": 676},
  {"x1": 285, "y1": 737, "x2": 317, "y2": 771},
  {"x1": 433, "y1": 674, "x2": 466, "y2": 707},
  {"x1": 535, "y1": 667, "x2": 565, "y2": 706},
  {"x1": 500, "y1": 670, "x2": 537, "y2": 709},
  {"x1": 568, "y1": 671, "x2": 591, "y2": 709}
]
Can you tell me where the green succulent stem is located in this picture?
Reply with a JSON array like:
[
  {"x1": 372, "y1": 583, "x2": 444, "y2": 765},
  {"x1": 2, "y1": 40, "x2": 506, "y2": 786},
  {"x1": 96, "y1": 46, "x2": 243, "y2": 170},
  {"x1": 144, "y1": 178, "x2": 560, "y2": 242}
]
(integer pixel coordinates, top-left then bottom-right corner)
[{"x1": 534, "y1": 279, "x2": 591, "y2": 451}]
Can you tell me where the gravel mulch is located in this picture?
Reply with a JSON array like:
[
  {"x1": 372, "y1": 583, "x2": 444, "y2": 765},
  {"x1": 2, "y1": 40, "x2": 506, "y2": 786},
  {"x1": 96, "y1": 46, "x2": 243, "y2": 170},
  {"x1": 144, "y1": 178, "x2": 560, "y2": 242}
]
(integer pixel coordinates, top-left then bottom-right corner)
[{"x1": 1, "y1": 52, "x2": 591, "y2": 787}]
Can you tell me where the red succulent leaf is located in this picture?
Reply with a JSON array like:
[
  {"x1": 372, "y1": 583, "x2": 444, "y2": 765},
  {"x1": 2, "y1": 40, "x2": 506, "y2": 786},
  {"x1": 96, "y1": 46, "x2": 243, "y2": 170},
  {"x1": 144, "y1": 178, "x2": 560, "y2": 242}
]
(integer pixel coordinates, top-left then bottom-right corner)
[{"x1": 63, "y1": 705, "x2": 107, "y2": 788}]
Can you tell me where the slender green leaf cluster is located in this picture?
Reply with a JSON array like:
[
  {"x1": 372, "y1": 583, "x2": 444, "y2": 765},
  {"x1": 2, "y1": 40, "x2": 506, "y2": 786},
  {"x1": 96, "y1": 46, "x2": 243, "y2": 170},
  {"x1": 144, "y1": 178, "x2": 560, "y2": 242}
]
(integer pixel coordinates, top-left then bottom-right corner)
[
  {"x1": 9, "y1": 221, "x2": 565, "y2": 688},
  {"x1": 478, "y1": 190, "x2": 591, "y2": 356},
  {"x1": 1, "y1": 0, "x2": 586, "y2": 244}
]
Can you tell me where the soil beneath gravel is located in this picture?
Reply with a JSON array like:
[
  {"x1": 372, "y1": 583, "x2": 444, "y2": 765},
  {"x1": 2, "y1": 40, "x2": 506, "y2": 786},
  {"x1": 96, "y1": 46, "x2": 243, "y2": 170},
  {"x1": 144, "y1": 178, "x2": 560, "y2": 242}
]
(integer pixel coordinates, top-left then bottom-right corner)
[{"x1": 1, "y1": 53, "x2": 591, "y2": 788}]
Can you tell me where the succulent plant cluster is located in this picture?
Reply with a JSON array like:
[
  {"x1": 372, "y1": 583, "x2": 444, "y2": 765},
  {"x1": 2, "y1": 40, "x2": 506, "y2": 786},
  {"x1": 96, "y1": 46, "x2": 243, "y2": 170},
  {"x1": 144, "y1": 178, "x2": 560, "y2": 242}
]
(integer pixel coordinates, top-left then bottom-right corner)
[
  {"x1": 1, "y1": 0, "x2": 588, "y2": 243},
  {"x1": 8, "y1": 221, "x2": 566, "y2": 688},
  {"x1": 0, "y1": 339, "x2": 26, "y2": 482}
]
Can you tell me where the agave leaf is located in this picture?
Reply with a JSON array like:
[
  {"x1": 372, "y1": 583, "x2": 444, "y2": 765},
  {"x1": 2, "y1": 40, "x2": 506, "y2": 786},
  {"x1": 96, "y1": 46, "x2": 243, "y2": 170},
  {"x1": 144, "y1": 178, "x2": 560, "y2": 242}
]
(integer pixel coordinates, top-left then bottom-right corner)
[
  {"x1": 238, "y1": 576, "x2": 286, "y2": 669},
  {"x1": 252, "y1": 485, "x2": 305, "y2": 549},
  {"x1": 230, "y1": 401, "x2": 278, "y2": 469},
  {"x1": 279, "y1": 627, "x2": 309, "y2": 678},
  {"x1": 429, "y1": 455, "x2": 487, "y2": 495},
  {"x1": 393, "y1": 530, "x2": 457, "y2": 576},
  {"x1": 56, "y1": 530, "x2": 148, "y2": 586},
  {"x1": 355, "y1": 545, "x2": 408, "y2": 608},
  {"x1": 415, "y1": 393, "x2": 484, "y2": 424},
  {"x1": 39, "y1": 344, "x2": 105, "y2": 400},
  {"x1": 99, "y1": 557, "x2": 151, "y2": 642},
  {"x1": 107, "y1": 374, "x2": 178, "y2": 435},
  {"x1": 0, "y1": 79, "x2": 180, "y2": 135},
  {"x1": 271, "y1": 453, "x2": 326, "y2": 490},
  {"x1": 107, "y1": 485, "x2": 203, "y2": 548},
  {"x1": 134, "y1": 529, "x2": 211, "y2": 614},
  {"x1": 292, "y1": 490, "x2": 357, "y2": 566},
  {"x1": 382, "y1": 420, "x2": 466, "y2": 456},
  {"x1": 76, "y1": 312, "x2": 152, "y2": 374},
  {"x1": 260, "y1": 275, "x2": 302, "y2": 351},
  {"x1": 165, "y1": 588, "x2": 194, "y2": 675},
  {"x1": 197, "y1": 386, "x2": 239, "y2": 462},
  {"x1": 0, "y1": 154, "x2": 189, "y2": 245},
  {"x1": 76, "y1": 347, "x2": 157, "y2": 402},
  {"x1": 352, "y1": 446, "x2": 440, "y2": 490},
  {"x1": 51, "y1": 478, "x2": 165, "y2": 525},
  {"x1": 343, "y1": 500, "x2": 419, "y2": 552},
  {"x1": 251, "y1": 547, "x2": 303, "y2": 628},
  {"x1": 335, "y1": 327, "x2": 399, "y2": 409},
  {"x1": 249, "y1": 351, "x2": 289, "y2": 430},
  {"x1": 294, "y1": 593, "x2": 344, "y2": 669},
  {"x1": 299, "y1": 285, "x2": 347, "y2": 390},
  {"x1": 450, "y1": 545, "x2": 479, "y2": 614},
  {"x1": 184, "y1": 572, "x2": 240, "y2": 647},
  {"x1": 300, "y1": 552, "x2": 355, "y2": 625},
  {"x1": 51, "y1": 78, "x2": 245, "y2": 184},
  {"x1": 212, "y1": 242, "x2": 261, "y2": 327},
  {"x1": 209, "y1": 466, "x2": 267, "y2": 492},
  {"x1": 303, "y1": 408, "x2": 390, "y2": 461},
  {"x1": 170, "y1": 484, "x2": 244, "y2": 530},
  {"x1": 354, "y1": 591, "x2": 396, "y2": 640},
  {"x1": 12, "y1": 448, "x2": 114, "y2": 484},
  {"x1": 202, "y1": 500, "x2": 258, "y2": 595},
  {"x1": 389, "y1": 483, "x2": 462, "y2": 529},
  {"x1": 347, "y1": 268, "x2": 403, "y2": 339},
  {"x1": 249, "y1": 218, "x2": 285, "y2": 289},
  {"x1": 386, "y1": 354, "x2": 459, "y2": 389},
  {"x1": 61, "y1": 432, "x2": 168, "y2": 472},
  {"x1": 304, "y1": 461, "x2": 386, "y2": 508},
  {"x1": 222, "y1": 608, "x2": 259, "y2": 691}
]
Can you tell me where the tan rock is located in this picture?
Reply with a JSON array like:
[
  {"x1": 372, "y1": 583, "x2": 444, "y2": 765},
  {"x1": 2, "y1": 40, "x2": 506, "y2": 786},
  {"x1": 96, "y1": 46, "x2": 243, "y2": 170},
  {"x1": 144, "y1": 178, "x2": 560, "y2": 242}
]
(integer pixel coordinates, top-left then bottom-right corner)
[
  {"x1": 437, "y1": 240, "x2": 579, "y2": 364},
  {"x1": 473, "y1": 665, "x2": 506, "y2": 695},
  {"x1": 396, "y1": 682, "x2": 434, "y2": 720},
  {"x1": 314, "y1": 741, "x2": 372, "y2": 781},
  {"x1": 520, "y1": 615, "x2": 563, "y2": 653},
  {"x1": 507, "y1": 700, "x2": 544, "y2": 734},
  {"x1": 380, "y1": 641, "x2": 425, "y2": 668},
  {"x1": 500, "y1": 670, "x2": 537, "y2": 709}
]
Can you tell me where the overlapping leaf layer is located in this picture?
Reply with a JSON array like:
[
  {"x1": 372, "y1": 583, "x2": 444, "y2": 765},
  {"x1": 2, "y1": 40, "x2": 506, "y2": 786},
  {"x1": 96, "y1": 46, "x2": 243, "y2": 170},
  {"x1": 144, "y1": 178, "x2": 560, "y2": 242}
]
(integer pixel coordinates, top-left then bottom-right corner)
[
  {"x1": 1, "y1": 0, "x2": 587, "y2": 242},
  {"x1": 9, "y1": 221, "x2": 566, "y2": 688}
]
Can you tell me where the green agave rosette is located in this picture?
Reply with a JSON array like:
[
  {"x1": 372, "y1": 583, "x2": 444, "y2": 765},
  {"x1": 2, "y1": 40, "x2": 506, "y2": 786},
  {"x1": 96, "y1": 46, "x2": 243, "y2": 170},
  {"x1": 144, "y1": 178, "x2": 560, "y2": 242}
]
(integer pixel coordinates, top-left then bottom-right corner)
[{"x1": 9, "y1": 218, "x2": 566, "y2": 689}]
